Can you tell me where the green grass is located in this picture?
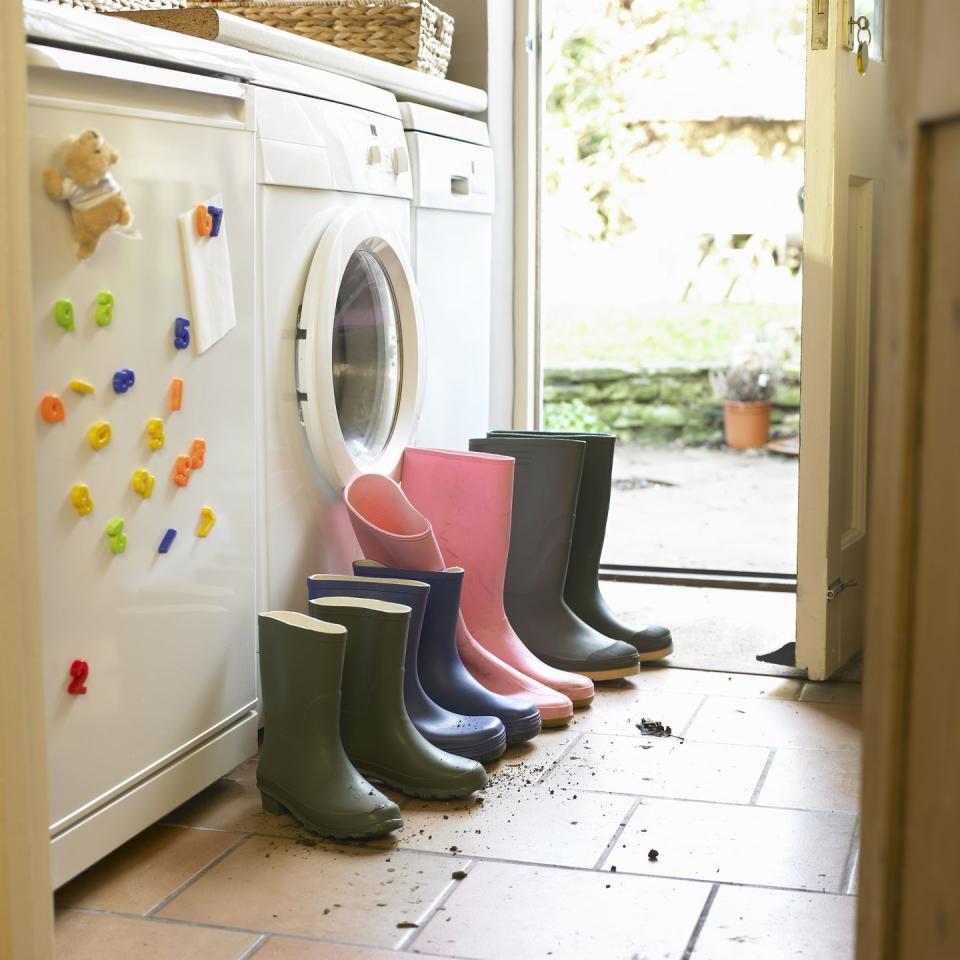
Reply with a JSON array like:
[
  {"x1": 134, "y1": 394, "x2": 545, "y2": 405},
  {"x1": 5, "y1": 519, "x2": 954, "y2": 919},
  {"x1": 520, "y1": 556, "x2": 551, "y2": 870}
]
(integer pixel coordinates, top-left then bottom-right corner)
[{"x1": 542, "y1": 302, "x2": 801, "y2": 368}]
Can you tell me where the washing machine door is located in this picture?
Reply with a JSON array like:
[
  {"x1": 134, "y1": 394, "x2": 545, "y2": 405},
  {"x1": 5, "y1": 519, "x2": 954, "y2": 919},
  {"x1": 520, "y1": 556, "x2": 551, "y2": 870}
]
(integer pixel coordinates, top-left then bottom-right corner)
[{"x1": 297, "y1": 207, "x2": 423, "y2": 490}]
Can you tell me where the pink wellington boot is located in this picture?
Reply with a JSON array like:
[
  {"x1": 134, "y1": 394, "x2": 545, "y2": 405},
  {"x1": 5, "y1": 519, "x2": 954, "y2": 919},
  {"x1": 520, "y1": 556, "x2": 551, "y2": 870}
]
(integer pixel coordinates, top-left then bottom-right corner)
[
  {"x1": 401, "y1": 448, "x2": 595, "y2": 708},
  {"x1": 345, "y1": 474, "x2": 574, "y2": 726}
]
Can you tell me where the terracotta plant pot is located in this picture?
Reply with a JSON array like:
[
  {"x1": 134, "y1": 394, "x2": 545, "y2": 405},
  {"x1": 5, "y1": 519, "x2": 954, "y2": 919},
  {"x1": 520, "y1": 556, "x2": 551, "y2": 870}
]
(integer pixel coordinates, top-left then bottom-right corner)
[{"x1": 722, "y1": 400, "x2": 772, "y2": 450}]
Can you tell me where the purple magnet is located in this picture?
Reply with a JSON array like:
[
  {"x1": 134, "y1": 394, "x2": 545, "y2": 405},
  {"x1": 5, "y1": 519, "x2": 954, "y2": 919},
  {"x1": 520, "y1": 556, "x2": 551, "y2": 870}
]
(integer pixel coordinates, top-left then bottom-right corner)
[
  {"x1": 158, "y1": 528, "x2": 177, "y2": 554},
  {"x1": 112, "y1": 368, "x2": 135, "y2": 394},
  {"x1": 174, "y1": 316, "x2": 190, "y2": 350},
  {"x1": 207, "y1": 205, "x2": 224, "y2": 237}
]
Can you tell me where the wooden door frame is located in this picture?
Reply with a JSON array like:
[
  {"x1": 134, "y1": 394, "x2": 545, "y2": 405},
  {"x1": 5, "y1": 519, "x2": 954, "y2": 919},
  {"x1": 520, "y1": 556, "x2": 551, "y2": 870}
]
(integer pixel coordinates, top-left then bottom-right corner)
[
  {"x1": 858, "y1": 0, "x2": 960, "y2": 956},
  {"x1": 0, "y1": 6, "x2": 55, "y2": 957}
]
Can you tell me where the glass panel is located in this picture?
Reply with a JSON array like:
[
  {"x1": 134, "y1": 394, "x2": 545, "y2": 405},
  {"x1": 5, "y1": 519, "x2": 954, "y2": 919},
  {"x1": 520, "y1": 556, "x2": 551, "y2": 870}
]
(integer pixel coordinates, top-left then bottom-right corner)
[
  {"x1": 331, "y1": 241, "x2": 402, "y2": 462},
  {"x1": 854, "y1": 0, "x2": 884, "y2": 61}
]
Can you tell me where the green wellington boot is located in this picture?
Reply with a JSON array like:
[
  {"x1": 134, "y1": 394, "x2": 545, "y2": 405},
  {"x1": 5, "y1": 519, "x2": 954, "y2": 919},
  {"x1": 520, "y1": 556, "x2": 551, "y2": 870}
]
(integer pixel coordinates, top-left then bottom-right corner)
[
  {"x1": 256, "y1": 611, "x2": 402, "y2": 839},
  {"x1": 309, "y1": 597, "x2": 489, "y2": 800},
  {"x1": 488, "y1": 431, "x2": 673, "y2": 660}
]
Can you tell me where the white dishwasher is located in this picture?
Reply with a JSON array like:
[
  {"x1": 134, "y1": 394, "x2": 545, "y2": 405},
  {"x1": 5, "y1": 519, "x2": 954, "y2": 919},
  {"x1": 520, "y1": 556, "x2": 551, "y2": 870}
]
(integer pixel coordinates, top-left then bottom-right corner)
[
  {"x1": 400, "y1": 103, "x2": 495, "y2": 449},
  {"x1": 27, "y1": 45, "x2": 258, "y2": 886}
]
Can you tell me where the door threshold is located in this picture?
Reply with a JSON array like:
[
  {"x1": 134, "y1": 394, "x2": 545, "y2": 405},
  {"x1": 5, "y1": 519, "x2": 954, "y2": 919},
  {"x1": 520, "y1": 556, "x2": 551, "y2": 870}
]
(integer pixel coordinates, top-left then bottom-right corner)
[{"x1": 599, "y1": 564, "x2": 798, "y2": 593}]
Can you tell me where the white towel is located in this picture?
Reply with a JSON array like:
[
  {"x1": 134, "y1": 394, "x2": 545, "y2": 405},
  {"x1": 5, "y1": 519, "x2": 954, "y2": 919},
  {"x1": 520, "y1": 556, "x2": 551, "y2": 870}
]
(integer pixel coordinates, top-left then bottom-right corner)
[{"x1": 178, "y1": 195, "x2": 236, "y2": 354}]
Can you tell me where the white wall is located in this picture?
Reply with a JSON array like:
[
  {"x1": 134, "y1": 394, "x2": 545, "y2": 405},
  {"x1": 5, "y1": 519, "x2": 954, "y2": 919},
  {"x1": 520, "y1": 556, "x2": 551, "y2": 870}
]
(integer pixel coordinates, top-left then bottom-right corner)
[{"x1": 442, "y1": 0, "x2": 516, "y2": 428}]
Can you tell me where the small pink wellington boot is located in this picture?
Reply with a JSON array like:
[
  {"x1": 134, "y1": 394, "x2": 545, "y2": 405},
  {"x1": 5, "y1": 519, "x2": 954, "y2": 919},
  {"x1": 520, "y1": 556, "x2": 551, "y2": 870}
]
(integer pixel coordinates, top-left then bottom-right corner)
[
  {"x1": 401, "y1": 448, "x2": 595, "y2": 708},
  {"x1": 345, "y1": 474, "x2": 574, "y2": 726}
]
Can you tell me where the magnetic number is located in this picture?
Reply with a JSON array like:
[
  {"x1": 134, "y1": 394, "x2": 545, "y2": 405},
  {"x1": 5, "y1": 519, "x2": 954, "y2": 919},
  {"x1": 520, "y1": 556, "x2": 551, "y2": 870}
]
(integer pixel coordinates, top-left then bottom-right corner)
[
  {"x1": 189, "y1": 438, "x2": 206, "y2": 470},
  {"x1": 196, "y1": 506, "x2": 216, "y2": 538},
  {"x1": 95, "y1": 291, "x2": 115, "y2": 327},
  {"x1": 173, "y1": 454, "x2": 192, "y2": 487},
  {"x1": 105, "y1": 517, "x2": 127, "y2": 555},
  {"x1": 54, "y1": 299, "x2": 75, "y2": 332},
  {"x1": 87, "y1": 420, "x2": 112, "y2": 450},
  {"x1": 173, "y1": 316, "x2": 191, "y2": 351},
  {"x1": 169, "y1": 377, "x2": 183, "y2": 412},
  {"x1": 207, "y1": 205, "x2": 224, "y2": 237},
  {"x1": 40, "y1": 394, "x2": 65, "y2": 424},
  {"x1": 131, "y1": 468, "x2": 155, "y2": 499},
  {"x1": 70, "y1": 483, "x2": 93, "y2": 516},
  {"x1": 146, "y1": 418, "x2": 165, "y2": 451},
  {"x1": 68, "y1": 659, "x2": 89, "y2": 695},
  {"x1": 112, "y1": 368, "x2": 135, "y2": 394},
  {"x1": 195, "y1": 205, "x2": 213, "y2": 237}
]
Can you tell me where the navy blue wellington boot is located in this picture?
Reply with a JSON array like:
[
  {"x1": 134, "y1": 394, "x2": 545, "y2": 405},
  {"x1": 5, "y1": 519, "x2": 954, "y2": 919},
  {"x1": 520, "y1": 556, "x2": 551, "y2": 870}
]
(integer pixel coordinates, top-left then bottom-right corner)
[
  {"x1": 308, "y1": 573, "x2": 507, "y2": 763},
  {"x1": 353, "y1": 561, "x2": 543, "y2": 746}
]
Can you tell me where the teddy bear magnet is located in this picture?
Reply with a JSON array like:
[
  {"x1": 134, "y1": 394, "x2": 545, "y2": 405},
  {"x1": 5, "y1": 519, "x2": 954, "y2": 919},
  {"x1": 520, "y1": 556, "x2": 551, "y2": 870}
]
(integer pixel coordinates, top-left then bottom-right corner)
[{"x1": 42, "y1": 129, "x2": 139, "y2": 260}]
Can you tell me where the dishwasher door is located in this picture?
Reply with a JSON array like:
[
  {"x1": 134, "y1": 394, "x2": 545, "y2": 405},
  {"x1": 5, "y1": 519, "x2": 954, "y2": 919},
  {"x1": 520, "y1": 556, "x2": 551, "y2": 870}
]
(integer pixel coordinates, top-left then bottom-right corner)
[{"x1": 27, "y1": 46, "x2": 258, "y2": 885}]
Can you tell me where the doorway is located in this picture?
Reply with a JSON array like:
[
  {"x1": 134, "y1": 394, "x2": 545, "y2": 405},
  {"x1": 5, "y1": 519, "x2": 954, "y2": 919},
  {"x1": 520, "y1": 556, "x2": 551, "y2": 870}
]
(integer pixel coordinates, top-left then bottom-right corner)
[{"x1": 535, "y1": 0, "x2": 807, "y2": 675}]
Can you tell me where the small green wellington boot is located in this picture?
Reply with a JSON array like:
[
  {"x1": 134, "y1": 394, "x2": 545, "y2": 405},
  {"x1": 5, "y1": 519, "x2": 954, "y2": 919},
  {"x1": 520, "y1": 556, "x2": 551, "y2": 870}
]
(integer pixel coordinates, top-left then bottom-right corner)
[
  {"x1": 257, "y1": 611, "x2": 402, "y2": 839},
  {"x1": 309, "y1": 597, "x2": 488, "y2": 800}
]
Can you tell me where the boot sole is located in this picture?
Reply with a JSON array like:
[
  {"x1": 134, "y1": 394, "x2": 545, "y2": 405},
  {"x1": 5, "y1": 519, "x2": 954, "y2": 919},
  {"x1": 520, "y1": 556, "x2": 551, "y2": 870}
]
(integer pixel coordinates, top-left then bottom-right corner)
[
  {"x1": 540, "y1": 715, "x2": 572, "y2": 728},
  {"x1": 260, "y1": 790, "x2": 402, "y2": 840},
  {"x1": 359, "y1": 774, "x2": 483, "y2": 802},
  {"x1": 572, "y1": 695, "x2": 594, "y2": 708},
  {"x1": 638, "y1": 641, "x2": 673, "y2": 662},
  {"x1": 578, "y1": 664, "x2": 641, "y2": 681}
]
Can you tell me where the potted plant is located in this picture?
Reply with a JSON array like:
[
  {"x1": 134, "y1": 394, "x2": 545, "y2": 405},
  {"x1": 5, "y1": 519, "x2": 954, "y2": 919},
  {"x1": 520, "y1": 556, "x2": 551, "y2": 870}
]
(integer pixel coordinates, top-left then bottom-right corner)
[{"x1": 710, "y1": 352, "x2": 779, "y2": 450}]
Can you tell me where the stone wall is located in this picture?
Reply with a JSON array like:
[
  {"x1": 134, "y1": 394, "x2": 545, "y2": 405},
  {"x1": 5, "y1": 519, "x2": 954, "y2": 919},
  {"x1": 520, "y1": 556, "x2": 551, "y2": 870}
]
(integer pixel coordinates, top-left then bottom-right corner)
[{"x1": 543, "y1": 362, "x2": 801, "y2": 444}]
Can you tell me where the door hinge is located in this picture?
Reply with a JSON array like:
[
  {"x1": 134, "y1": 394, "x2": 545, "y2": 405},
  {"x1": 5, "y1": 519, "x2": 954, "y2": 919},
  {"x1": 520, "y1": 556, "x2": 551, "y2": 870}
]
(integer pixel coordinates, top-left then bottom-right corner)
[
  {"x1": 811, "y1": 0, "x2": 829, "y2": 50},
  {"x1": 827, "y1": 577, "x2": 858, "y2": 601}
]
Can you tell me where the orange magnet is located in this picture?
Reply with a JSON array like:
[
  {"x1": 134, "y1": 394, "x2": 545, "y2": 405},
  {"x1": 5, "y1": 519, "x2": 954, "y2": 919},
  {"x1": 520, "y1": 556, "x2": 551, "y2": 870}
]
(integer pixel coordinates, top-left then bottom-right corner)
[
  {"x1": 195, "y1": 204, "x2": 213, "y2": 237},
  {"x1": 196, "y1": 506, "x2": 216, "y2": 538},
  {"x1": 87, "y1": 420, "x2": 111, "y2": 450},
  {"x1": 70, "y1": 483, "x2": 93, "y2": 516},
  {"x1": 40, "y1": 394, "x2": 65, "y2": 423},
  {"x1": 169, "y1": 377, "x2": 183, "y2": 412},
  {"x1": 189, "y1": 438, "x2": 206, "y2": 470},
  {"x1": 173, "y1": 454, "x2": 192, "y2": 487}
]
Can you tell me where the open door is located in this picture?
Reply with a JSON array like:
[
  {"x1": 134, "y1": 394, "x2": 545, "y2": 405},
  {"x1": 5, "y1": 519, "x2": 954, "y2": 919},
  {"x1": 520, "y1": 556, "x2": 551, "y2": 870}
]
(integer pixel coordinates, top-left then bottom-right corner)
[{"x1": 796, "y1": 0, "x2": 887, "y2": 680}]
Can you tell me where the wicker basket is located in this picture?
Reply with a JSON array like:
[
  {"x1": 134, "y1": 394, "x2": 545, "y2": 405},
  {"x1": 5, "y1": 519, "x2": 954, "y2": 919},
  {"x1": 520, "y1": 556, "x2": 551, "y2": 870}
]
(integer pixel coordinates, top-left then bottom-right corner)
[{"x1": 189, "y1": 0, "x2": 454, "y2": 77}]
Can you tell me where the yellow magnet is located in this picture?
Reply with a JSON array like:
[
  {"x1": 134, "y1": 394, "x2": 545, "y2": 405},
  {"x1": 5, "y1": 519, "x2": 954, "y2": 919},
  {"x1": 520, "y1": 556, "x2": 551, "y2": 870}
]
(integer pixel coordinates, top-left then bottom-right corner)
[
  {"x1": 146, "y1": 418, "x2": 165, "y2": 451},
  {"x1": 87, "y1": 420, "x2": 111, "y2": 450},
  {"x1": 131, "y1": 468, "x2": 156, "y2": 499},
  {"x1": 70, "y1": 379, "x2": 95, "y2": 395},
  {"x1": 70, "y1": 483, "x2": 93, "y2": 516},
  {"x1": 196, "y1": 506, "x2": 216, "y2": 539}
]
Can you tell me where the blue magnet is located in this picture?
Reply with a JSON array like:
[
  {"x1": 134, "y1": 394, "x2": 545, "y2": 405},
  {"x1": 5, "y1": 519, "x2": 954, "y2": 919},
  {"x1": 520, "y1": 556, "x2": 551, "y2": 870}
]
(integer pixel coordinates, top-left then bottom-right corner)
[
  {"x1": 158, "y1": 528, "x2": 177, "y2": 554},
  {"x1": 112, "y1": 368, "x2": 135, "y2": 394},
  {"x1": 207, "y1": 205, "x2": 224, "y2": 237},
  {"x1": 174, "y1": 316, "x2": 190, "y2": 350}
]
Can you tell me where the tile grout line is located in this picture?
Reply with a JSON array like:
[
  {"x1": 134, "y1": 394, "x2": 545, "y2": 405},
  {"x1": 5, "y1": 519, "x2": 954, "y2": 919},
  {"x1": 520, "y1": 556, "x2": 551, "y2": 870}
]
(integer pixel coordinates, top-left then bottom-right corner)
[
  {"x1": 840, "y1": 817, "x2": 861, "y2": 895},
  {"x1": 397, "y1": 857, "x2": 478, "y2": 952},
  {"x1": 676, "y1": 693, "x2": 709, "y2": 737},
  {"x1": 680, "y1": 883, "x2": 720, "y2": 960},
  {"x1": 748, "y1": 748, "x2": 778, "y2": 805},
  {"x1": 556, "y1": 726, "x2": 863, "y2": 753},
  {"x1": 237, "y1": 934, "x2": 269, "y2": 959},
  {"x1": 144, "y1": 833, "x2": 253, "y2": 917},
  {"x1": 591, "y1": 796, "x2": 644, "y2": 871}
]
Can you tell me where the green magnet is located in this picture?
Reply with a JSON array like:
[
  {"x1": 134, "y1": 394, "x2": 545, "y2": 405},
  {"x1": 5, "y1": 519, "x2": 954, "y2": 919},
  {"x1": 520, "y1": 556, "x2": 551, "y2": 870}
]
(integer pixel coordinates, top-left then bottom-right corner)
[
  {"x1": 95, "y1": 291, "x2": 115, "y2": 327},
  {"x1": 54, "y1": 298, "x2": 75, "y2": 332},
  {"x1": 105, "y1": 517, "x2": 127, "y2": 555}
]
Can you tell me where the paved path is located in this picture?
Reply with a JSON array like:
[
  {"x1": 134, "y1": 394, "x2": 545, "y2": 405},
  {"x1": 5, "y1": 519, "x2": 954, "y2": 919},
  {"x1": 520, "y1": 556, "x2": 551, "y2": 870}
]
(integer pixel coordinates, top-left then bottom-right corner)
[{"x1": 604, "y1": 444, "x2": 799, "y2": 573}]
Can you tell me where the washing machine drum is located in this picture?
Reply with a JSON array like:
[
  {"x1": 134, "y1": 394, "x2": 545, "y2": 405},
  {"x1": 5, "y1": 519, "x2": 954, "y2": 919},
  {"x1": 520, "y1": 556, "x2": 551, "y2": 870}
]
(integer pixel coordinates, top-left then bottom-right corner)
[{"x1": 296, "y1": 208, "x2": 424, "y2": 490}]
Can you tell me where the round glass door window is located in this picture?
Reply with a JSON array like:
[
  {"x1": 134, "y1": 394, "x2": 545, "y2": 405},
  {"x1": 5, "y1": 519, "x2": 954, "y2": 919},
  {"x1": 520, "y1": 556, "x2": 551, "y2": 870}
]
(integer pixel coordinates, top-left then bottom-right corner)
[{"x1": 331, "y1": 240, "x2": 402, "y2": 462}]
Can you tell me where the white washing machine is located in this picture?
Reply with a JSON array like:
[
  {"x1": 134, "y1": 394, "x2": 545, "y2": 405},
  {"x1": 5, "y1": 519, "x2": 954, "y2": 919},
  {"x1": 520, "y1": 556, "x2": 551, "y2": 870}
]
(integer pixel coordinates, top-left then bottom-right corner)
[
  {"x1": 254, "y1": 69, "x2": 424, "y2": 612},
  {"x1": 400, "y1": 102, "x2": 495, "y2": 449}
]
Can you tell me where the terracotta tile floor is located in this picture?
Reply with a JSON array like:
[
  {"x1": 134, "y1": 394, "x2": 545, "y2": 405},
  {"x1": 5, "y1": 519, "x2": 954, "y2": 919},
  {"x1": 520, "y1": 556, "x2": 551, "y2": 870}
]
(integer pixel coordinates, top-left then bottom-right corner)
[{"x1": 55, "y1": 667, "x2": 862, "y2": 960}]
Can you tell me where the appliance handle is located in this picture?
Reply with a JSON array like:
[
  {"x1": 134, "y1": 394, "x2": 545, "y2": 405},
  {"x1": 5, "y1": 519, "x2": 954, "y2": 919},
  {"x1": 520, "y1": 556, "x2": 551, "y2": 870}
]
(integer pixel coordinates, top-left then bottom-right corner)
[{"x1": 27, "y1": 44, "x2": 247, "y2": 100}]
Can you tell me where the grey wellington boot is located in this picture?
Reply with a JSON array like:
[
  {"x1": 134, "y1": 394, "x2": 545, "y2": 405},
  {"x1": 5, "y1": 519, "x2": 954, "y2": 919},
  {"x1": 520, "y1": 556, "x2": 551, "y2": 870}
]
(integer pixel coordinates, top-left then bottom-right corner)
[
  {"x1": 256, "y1": 611, "x2": 402, "y2": 839},
  {"x1": 469, "y1": 436, "x2": 640, "y2": 681},
  {"x1": 488, "y1": 431, "x2": 673, "y2": 660},
  {"x1": 308, "y1": 597, "x2": 488, "y2": 800}
]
